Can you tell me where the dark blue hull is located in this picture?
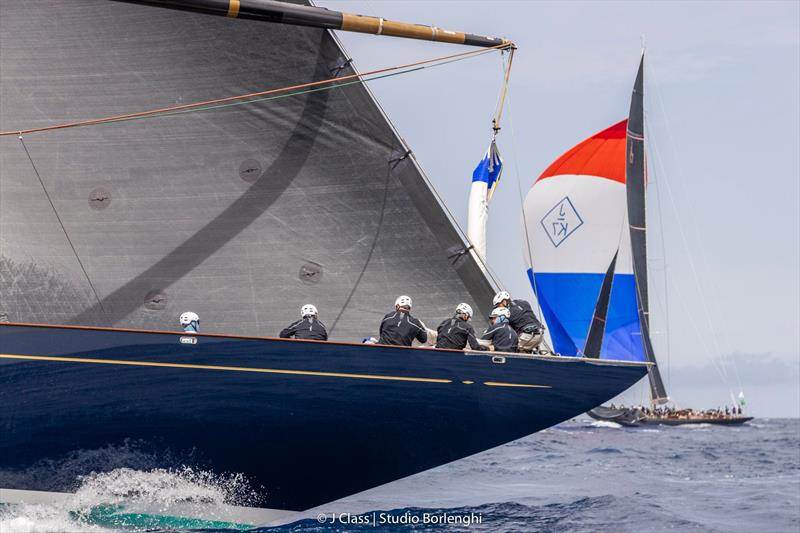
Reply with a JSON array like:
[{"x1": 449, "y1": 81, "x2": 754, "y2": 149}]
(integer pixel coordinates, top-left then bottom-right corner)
[{"x1": 0, "y1": 323, "x2": 646, "y2": 513}]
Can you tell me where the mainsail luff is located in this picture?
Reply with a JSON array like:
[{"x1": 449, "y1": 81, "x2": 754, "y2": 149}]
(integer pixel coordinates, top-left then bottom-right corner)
[
  {"x1": 626, "y1": 53, "x2": 669, "y2": 403},
  {"x1": 114, "y1": 0, "x2": 511, "y2": 48}
]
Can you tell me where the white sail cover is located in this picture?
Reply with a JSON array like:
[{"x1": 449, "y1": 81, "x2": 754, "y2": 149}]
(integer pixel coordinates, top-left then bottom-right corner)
[{"x1": 522, "y1": 120, "x2": 645, "y2": 361}]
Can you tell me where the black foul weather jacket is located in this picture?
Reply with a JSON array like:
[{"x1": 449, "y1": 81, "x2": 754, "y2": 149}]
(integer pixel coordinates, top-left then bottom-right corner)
[
  {"x1": 378, "y1": 311, "x2": 427, "y2": 346},
  {"x1": 481, "y1": 321, "x2": 519, "y2": 353},
  {"x1": 279, "y1": 317, "x2": 328, "y2": 341},
  {"x1": 508, "y1": 299, "x2": 544, "y2": 333},
  {"x1": 435, "y1": 316, "x2": 487, "y2": 351}
]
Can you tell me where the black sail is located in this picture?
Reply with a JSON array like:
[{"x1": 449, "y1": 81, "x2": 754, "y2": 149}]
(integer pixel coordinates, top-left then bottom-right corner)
[
  {"x1": 625, "y1": 53, "x2": 668, "y2": 403},
  {"x1": 583, "y1": 250, "x2": 618, "y2": 359},
  {"x1": 0, "y1": 0, "x2": 495, "y2": 339}
]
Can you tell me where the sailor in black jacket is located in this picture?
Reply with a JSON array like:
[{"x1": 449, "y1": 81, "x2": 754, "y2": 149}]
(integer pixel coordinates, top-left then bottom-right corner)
[
  {"x1": 481, "y1": 306, "x2": 518, "y2": 353},
  {"x1": 378, "y1": 295, "x2": 427, "y2": 346},
  {"x1": 280, "y1": 304, "x2": 328, "y2": 341},
  {"x1": 435, "y1": 303, "x2": 487, "y2": 351},
  {"x1": 493, "y1": 291, "x2": 545, "y2": 353}
]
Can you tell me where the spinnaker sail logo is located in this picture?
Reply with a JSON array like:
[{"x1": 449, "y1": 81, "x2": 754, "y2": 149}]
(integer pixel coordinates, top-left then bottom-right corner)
[{"x1": 540, "y1": 196, "x2": 583, "y2": 247}]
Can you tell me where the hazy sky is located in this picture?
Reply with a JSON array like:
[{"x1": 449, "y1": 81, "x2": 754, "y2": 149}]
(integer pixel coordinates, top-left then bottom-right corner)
[{"x1": 320, "y1": 0, "x2": 800, "y2": 416}]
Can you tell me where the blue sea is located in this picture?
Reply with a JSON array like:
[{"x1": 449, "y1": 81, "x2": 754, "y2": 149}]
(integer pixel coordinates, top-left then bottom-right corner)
[{"x1": 2, "y1": 418, "x2": 798, "y2": 533}]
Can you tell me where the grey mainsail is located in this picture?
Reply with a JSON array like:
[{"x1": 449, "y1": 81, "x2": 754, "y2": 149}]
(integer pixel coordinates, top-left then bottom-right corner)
[
  {"x1": 625, "y1": 53, "x2": 669, "y2": 403},
  {"x1": 0, "y1": 0, "x2": 496, "y2": 340}
]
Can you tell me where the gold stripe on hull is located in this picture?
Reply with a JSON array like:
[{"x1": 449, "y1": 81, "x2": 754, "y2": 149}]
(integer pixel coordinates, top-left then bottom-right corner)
[{"x1": 0, "y1": 353, "x2": 551, "y2": 389}]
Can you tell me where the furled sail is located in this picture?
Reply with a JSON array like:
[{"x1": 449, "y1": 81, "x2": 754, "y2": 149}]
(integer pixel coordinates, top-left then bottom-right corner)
[
  {"x1": 522, "y1": 121, "x2": 645, "y2": 361},
  {"x1": 0, "y1": 0, "x2": 496, "y2": 340},
  {"x1": 467, "y1": 139, "x2": 503, "y2": 261}
]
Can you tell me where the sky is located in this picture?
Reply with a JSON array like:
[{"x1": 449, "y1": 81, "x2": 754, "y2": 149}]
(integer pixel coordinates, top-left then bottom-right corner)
[{"x1": 319, "y1": 0, "x2": 800, "y2": 417}]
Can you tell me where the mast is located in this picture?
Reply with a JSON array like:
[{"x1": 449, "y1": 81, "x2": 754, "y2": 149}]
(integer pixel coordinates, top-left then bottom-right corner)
[
  {"x1": 626, "y1": 52, "x2": 669, "y2": 404},
  {"x1": 114, "y1": 0, "x2": 511, "y2": 48}
]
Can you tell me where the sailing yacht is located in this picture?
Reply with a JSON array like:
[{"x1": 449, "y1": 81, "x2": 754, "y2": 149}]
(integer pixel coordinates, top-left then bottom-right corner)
[
  {"x1": 522, "y1": 53, "x2": 751, "y2": 428},
  {"x1": 0, "y1": 0, "x2": 648, "y2": 527}
]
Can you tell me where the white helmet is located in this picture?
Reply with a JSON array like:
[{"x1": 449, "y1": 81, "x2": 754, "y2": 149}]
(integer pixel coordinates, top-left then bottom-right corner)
[
  {"x1": 301, "y1": 304, "x2": 318, "y2": 318},
  {"x1": 179, "y1": 311, "x2": 199, "y2": 326},
  {"x1": 395, "y1": 295, "x2": 412, "y2": 310},
  {"x1": 490, "y1": 307, "x2": 511, "y2": 319},
  {"x1": 493, "y1": 291, "x2": 511, "y2": 306},
  {"x1": 455, "y1": 302, "x2": 473, "y2": 319}
]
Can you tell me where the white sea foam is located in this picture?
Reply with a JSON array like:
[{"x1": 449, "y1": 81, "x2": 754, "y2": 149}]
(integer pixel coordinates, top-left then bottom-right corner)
[
  {"x1": 0, "y1": 467, "x2": 257, "y2": 533},
  {"x1": 590, "y1": 421, "x2": 622, "y2": 429}
]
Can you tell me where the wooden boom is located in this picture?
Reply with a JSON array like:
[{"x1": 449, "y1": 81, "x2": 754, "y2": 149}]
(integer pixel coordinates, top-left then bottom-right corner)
[{"x1": 114, "y1": 0, "x2": 512, "y2": 48}]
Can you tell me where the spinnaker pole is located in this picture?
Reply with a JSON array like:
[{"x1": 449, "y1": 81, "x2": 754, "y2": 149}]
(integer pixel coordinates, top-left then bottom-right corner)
[{"x1": 114, "y1": 0, "x2": 512, "y2": 48}]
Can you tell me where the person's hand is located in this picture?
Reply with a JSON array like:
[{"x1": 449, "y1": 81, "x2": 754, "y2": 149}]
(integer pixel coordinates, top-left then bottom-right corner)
[{"x1": 489, "y1": 345, "x2": 495, "y2": 351}]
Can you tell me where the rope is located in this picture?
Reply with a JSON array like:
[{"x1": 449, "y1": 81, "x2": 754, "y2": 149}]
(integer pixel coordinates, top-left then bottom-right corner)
[
  {"x1": 18, "y1": 136, "x2": 107, "y2": 321},
  {"x1": 505, "y1": 87, "x2": 545, "y2": 324},
  {"x1": 647, "y1": 61, "x2": 743, "y2": 394},
  {"x1": 492, "y1": 47, "x2": 515, "y2": 132},
  {"x1": 646, "y1": 114, "x2": 673, "y2": 391},
  {"x1": 1, "y1": 43, "x2": 512, "y2": 137},
  {"x1": 327, "y1": 160, "x2": 393, "y2": 336},
  {"x1": 644, "y1": 93, "x2": 738, "y2": 399}
]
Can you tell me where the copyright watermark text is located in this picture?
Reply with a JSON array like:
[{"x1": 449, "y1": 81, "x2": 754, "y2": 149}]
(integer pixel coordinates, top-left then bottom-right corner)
[{"x1": 316, "y1": 511, "x2": 483, "y2": 527}]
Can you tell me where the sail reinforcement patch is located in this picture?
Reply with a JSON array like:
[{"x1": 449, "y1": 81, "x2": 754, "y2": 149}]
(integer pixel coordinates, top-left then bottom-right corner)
[
  {"x1": 238, "y1": 159, "x2": 262, "y2": 183},
  {"x1": 143, "y1": 290, "x2": 168, "y2": 310},
  {"x1": 299, "y1": 262, "x2": 323, "y2": 284},
  {"x1": 88, "y1": 187, "x2": 112, "y2": 209}
]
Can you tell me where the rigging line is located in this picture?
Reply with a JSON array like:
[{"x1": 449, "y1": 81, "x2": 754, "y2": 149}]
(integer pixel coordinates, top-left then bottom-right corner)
[
  {"x1": 17, "y1": 136, "x2": 107, "y2": 321},
  {"x1": 646, "y1": 123, "x2": 735, "y2": 392},
  {"x1": 492, "y1": 47, "x2": 516, "y2": 130},
  {"x1": 116, "y1": 68, "x2": 426, "y2": 123},
  {"x1": 115, "y1": 48, "x2": 490, "y2": 125},
  {"x1": 327, "y1": 161, "x2": 393, "y2": 336},
  {"x1": 505, "y1": 87, "x2": 545, "y2": 324},
  {"x1": 0, "y1": 42, "x2": 512, "y2": 137},
  {"x1": 646, "y1": 61, "x2": 743, "y2": 392},
  {"x1": 645, "y1": 69, "x2": 740, "y2": 391},
  {"x1": 664, "y1": 270, "x2": 736, "y2": 394},
  {"x1": 645, "y1": 116, "x2": 673, "y2": 390}
]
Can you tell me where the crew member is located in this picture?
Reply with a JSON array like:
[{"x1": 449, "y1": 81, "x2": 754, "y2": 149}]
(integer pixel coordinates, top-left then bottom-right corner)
[
  {"x1": 378, "y1": 295, "x2": 427, "y2": 346},
  {"x1": 280, "y1": 304, "x2": 328, "y2": 340},
  {"x1": 179, "y1": 311, "x2": 200, "y2": 333},
  {"x1": 435, "y1": 303, "x2": 487, "y2": 351},
  {"x1": 493, "y1": 291, "x2": 545, "y2": 353},
  {"x1": 481, "y1": 306, "x2": 518, "y2": 353}
]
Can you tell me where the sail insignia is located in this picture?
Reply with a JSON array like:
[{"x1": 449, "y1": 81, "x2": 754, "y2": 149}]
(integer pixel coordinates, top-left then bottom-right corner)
[{"x1": 523, "y1": 121, "x2": 644, "y2": 361}]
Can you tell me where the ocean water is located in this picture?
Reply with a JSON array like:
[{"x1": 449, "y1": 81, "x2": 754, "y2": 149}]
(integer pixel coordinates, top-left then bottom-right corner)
[{"x1": 2, "y1": 418, "x2": 797, "y2": 533}]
